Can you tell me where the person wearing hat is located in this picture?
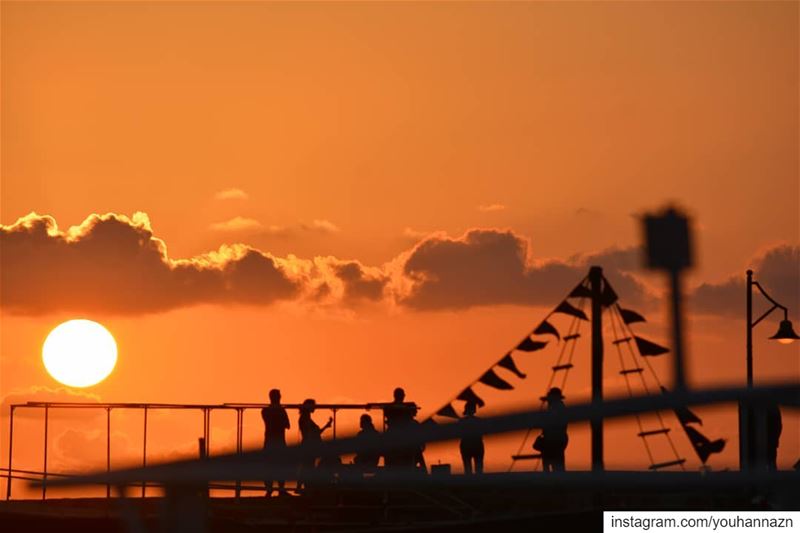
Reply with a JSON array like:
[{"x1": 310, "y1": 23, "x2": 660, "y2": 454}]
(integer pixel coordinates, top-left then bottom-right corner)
[{"x1": 539, "y1": 387, "x2": 568, "y2": 472}]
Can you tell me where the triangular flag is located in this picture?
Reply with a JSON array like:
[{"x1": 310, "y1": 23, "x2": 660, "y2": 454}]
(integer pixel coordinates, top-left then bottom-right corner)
[
  {"x1": 620, "y1": 308, "x2": 646, "y2": 325},
  {"x1": 533, "y1": 320, "x2": 560, "y2": 341},
  {"x1": 554, "y1": 301, "x2": 588, "y2": 321},
  {"x1": 479, "y1": 369, "x2": 514, "y2": 390},
  {"x1": 683, "y1": 425, "x2": 726, "y2": 464},
  {"x1": 634, "y1": 336, "x2": 670, "y2": 356},
  {"x1": 498, "y1": 353, "x2": 527, "y2": 378},
  {"x1": 516, "y1": 337, "x2": 548, "y2": 352},
  {"x1": 435, "y1": 404, "x2": 459, "y2": 419},
  {"x1": 569, "y1": 283, "x2": 592, "y2": 299},
  {"x1": 601, "y1": 281, "x2": 618, "y2": 307},
  {"x1": 661, "y1": 386, "x2": 702, "y2": 425},
  {"x1": 457, "y1": 387, "x2": 485, "y2": 407}
]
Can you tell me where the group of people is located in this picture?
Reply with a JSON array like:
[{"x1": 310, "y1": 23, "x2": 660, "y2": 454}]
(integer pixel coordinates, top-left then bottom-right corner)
[{"x1": 259, "y1": 385, "x2": 571, "y2": 495}]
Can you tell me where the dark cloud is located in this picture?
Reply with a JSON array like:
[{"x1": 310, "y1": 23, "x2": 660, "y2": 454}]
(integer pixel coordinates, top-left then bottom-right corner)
[
  {"x1": 692, "y1": 244, "x2": 799, "y2": 318},
  {"x1": 0, "y1": 213, "x2": 301, "y2": 315},
  {"x1": 398, "y1": 229, "x2": 652, "y2": 310},
  {"x1": 333, "y1": 261, "x2": 388, "y2": 302}
]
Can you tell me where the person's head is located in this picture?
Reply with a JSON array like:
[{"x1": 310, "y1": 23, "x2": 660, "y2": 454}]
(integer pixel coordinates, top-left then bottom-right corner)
[
  {"x1": 463, "y1": 400, "x2": 478, "y2": 416},
  {"x1": 269, "y1": 389, "x2": 281, "y2": 404},
  {"x1": 360, "y1": 414, "x2": 374, "y2": 430},
  {"x1": 393, "y1": 387, "x2": 405, "y2": 402},
  {"x1": 301, "y1": 398, "x2": 316, "y2": 414},
  {"x1": 541, "y1": 387, "x2": 565, "y2": 404}
]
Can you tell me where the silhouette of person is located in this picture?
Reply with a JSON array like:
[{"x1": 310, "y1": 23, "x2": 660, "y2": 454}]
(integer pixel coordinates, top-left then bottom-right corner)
[
  {"x1": 383, "y1": 387, "x2": 418, "y2": 468},
  {"x1": 459, "y1": 400, "x2": 484, "y2": 474},
  {"x1": 261, "y1": 388, "x2": 290, "y2": 496},
  {"x1": 540, "y1": 387, "x2": 568, "y2": 472},
  {"x1": 297, "y1": 399, "x2": 332, "y2": 490},
  {"x1": 354, "y1": 414, "x2": 380, "y2": 471},
  {"x1": 766, "y1": 402, "x2": 782, "y2": 470}
]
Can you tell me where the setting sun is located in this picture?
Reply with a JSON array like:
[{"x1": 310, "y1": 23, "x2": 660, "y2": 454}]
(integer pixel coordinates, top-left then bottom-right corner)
[{"x1": 42, "y1": 319, "x2": 117, "y2": 388}]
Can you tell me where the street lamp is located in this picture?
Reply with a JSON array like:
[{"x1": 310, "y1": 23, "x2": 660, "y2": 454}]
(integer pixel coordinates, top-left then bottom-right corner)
[{"x1": 740, "y1": 269, "x2": 799, "y2": 470}]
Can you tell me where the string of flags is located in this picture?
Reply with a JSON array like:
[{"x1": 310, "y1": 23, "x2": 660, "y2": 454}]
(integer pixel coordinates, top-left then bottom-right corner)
[{"x1": 431, "y1": 268, "x2": 726, "y2": 466}]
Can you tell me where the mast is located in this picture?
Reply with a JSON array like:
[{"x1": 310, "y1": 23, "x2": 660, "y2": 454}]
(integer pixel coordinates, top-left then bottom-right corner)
[{"x1": 589, "y1": 265, "x2": 604, "y2": 472}]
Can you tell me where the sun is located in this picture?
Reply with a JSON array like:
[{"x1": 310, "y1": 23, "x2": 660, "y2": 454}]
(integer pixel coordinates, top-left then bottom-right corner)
[{"x1": 42, "y1": 319, "x2": 117, "y2": 388}]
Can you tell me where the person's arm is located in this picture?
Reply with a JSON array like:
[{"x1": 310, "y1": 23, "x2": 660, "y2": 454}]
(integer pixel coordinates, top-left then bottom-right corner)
[
  {"x1": 283, "y1": 411, "x2": 291, "y2": 430},
  {"x1": 321, "y1": 416, "x2": 333, "y2": 432}
]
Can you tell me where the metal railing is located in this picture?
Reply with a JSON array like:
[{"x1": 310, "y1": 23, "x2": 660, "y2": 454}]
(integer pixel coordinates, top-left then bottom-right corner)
[{"x1": 5, "y1": 400, "x2": 407, "y2": 501}]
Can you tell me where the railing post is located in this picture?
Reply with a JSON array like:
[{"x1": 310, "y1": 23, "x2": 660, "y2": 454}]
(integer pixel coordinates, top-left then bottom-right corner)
[
  {"x1": 43, "y1": 405, "x2": 49, "y2": 500},
  {"x1": 142, "y1": 406, "x2": 148, "y2": 498},
  {"x1": 235, "y1": 408, "x2": 242, "y2": 500},
  {"x1": 332, "y1": 408, "x2": 338, "y2": 440},
  {"x1": 106, "y1": 407, "x2": 111, "y2": 498},
  {"x1": 6, "y1": 406, "x2": 14, "y2": 500}
]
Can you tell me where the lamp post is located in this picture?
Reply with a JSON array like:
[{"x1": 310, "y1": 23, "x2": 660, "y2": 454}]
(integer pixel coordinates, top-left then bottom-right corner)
[{"x1": 739, "y1": 269, "x2": 799, "y2": 470}]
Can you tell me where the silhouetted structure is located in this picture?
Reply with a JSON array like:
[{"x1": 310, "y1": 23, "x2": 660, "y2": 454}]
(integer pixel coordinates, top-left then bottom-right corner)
[
  {"x1": 354, "y1": 414, "x2": 380, "y2": 470},
  {"x1": 539, "y1": 387, "x2": 568, "y2": 472},
  {"x1": 459, "y1": 400, "x2": 484, "y2": 474},
  {"x1": 261, "y1": 389, "x2": 290, "y2": 496},
  {"x1": 297, "y1": 399, "x2": 332, "y2": 490}
]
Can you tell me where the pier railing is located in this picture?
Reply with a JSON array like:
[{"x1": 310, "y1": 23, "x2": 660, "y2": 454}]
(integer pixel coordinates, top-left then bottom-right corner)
[{"x1": 4, "y1": 400, "x2": 406, "y2": 501}]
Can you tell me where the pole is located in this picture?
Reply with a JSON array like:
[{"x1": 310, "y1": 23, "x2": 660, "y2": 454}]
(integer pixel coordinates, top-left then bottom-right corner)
[
  {"x1": 142, "y1": 407, "x2": 148, "y2": 498},
  {"x1": 746, "y1": 270, "x2": 754, "y2": 388},
  {"x1": 589, "y1": 266, "x2": 604, "y2": 472},
  {"x1": 43, "y1": 406, "x2": 48, "y2": 500},
  {"x1": 669, "y1": 270, "x2": 687, "y2": 390},
  {"x1": 106, "y1": 408, "x2": 111, "y2": 498},
  {"x1": 6, "y1": 406, "x2": 14, "y2": 500}
]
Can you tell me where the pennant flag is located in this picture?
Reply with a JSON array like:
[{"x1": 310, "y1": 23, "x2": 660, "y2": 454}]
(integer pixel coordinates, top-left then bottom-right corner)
[
  {"x1": 457, "y1": 387, "x2": 485, "y2": 407},
  {"x1": 533, "y1": 320, "x2": 560, "y2": 341},
  {"x1": 569, "y1": 283, "x2": 592, "y2": 299},
  {"x1": 683, "y1": 425, "x2": 726, "y2": 464},
  {"x1": 634, "y1": 336, "x2": 670, "y2": 356},
  {"x1": 554, "y1": 301, "x2": 588, "y2": 321},
  {"x1": 479, "y1": 369, "x2": 514, "y2": 390},
  {"x1": 435, "y1": 404, "x2": 460, "y2": 419},
  {"x1": 620, "y1": 308, "x2": 646, "y2": 325},
  {"x1": 516, "y1": 337, "x2": 548, "y2": 352},
  {"x1": 498, "y1": 353, "x2": 527, "y2": 378},
  {"x1": 661, "y1": 386, "x2": 702, "y2": 425},
  {"x1": 601, "y1": 281, "x2": 618, "y2": 307}
]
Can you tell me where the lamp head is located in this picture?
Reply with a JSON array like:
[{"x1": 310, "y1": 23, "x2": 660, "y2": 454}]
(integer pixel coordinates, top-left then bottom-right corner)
[{"x1": 769, "y1": 319, "x2": 800, "y2": 345}]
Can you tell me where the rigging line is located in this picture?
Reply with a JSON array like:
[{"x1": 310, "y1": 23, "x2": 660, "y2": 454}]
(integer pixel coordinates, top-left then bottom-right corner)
[
  {"x1": 558, "y1": 295, "x2": 589, "y2": 390},
  {"x1": 612, "y1": 305, "x2": 686, "y2": 471},
  {"x1": 434, "y1": 277, "x2": 590, "y2": 420},
  {"x1": 509, "y1": 291, "x2": 588, "y2": 472},
  {"x1": 609, "y1": 306, "x2": 656, "y2": 466}
]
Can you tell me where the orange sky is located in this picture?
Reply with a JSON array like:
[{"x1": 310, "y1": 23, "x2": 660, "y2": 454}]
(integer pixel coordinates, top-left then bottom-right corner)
[{"x1": 1, "y1": 1, "x2": 799, "y2": 498}]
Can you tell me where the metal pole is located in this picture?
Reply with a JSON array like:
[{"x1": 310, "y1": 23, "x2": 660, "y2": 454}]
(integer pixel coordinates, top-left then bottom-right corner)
[
  {"x1": 669, "y1": 269, "x2": 687, "y2": 390},
  {"x1": 589, "y1": 266, "x2": 604, "y2": 472},
  {"x1": 142, "y1": 407, "x2": 148, "y2": 498},
  {"x1": 740, "y1": 270, "x2": 754, "y2": 471},
  {"x1": 6, "y1": 406, "x2": 14, "y2": 500},
  {"x1": 746, "y1": 270, "x2": 754, "y2": 388},
  {"x1": 332, "y1": 409, "x2": 338, "y2": 440},
  {"x1": 43, "y1": 406, "x2": 48, "y2": 500},
  {"x1": 235, "y1": 408, "x2": 242, "y2": 500},
  {"x1": 106, "y1": 408, "x2": 111, "y2": 498}
]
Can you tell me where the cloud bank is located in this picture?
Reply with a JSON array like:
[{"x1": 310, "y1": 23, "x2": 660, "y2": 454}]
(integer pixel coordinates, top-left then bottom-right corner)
[{"x1": 2, "y1": 212, "x2": 795, "y2": 317}]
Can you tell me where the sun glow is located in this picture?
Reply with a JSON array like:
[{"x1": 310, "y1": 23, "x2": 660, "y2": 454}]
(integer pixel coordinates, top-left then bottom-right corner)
[{"x1": 42, "y1": 320, "x2": 117, "y2": 388}]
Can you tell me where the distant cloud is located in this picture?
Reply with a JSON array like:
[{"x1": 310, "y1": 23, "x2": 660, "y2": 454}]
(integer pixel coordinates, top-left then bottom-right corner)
[
  {"x1": 477, "y1": 203, "x2": 506, "y2": 213},
  {"x1": 303, "y1": 219, "x2": 340, "y2": 234},
  {"x1": 397, "y1": 229, "x2": 652, "y2": 310},
  {"x1": 214, "y1": 188, "x2": 248, "y2": 201},
  {"x1": 402, "y1": 227, "x2": 433, "y2": 241},
  {"x1": 209, "y1": 216, "x2": 263, "y2": 232},
  {"x1": 692, "y1": 244, "x2": 799, "y2": 318},
  {"x1": 1, "y1": 386, "x2": 101, "y2": 419}
]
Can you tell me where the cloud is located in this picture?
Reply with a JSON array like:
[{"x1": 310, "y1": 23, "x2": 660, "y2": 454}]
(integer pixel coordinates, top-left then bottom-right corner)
[
  {"x1": 330, "y1": 261, "x2": 388, "y2": 302},
  {"x1": 477, "y1": 203, "x2": 506, "y2": 213},
  {"x1": 1, "y1": 386, "x2": 101, "y2": 419},
  {"x1": 692, "y1": 244, "x2": 799, "y2": 318},
  {"x1": 214, "y1": 188, "x2": 248, "y2": 201},
  {"x1": 303, "y1": 219, "x2": 340, "y2": 234},
  {"x1": 397, "y1": 229, "x2": 652, "y2": 310},
  {"x1": 209, "y1": 216, "x2": 263, "y2": 232},
  {"x1": 1, "y1": 212, "x2": 302, "y2": 315}
]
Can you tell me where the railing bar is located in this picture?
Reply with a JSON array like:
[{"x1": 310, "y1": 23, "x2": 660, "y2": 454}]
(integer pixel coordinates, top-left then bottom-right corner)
[
  {"x1": 142, "y1": 407, "x2": 148, "y2": 498},
  {"x1": 6, "y1": 406, "x2": 14, "y2": 500},
  {"x1": 106, "y1": 407, "x2": 111, "y2": 498},
  {"x1": 43, "y1": 406, "x2": 48, "y2": 500}
]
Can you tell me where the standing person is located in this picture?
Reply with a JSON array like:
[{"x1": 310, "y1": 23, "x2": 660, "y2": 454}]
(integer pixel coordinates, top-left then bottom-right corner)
[
  {"x1": 383, "y1": 387, "x2": 418, "y2": 468},
  {"x1": 354, "y1": 414, "x2": 381, "y2": 471},
  {"x1": 540, "y1": 387, "x2": 568, "y2": 472},
  {"x1": 459, "y1": 400, "x2": 484, "y2": 474},
  {"x1": 261, "y1": 388, "x2": 290, "y2": 496},
  {"x1": 297, "y1": 399, "x2": 332, "y2": 490}
]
